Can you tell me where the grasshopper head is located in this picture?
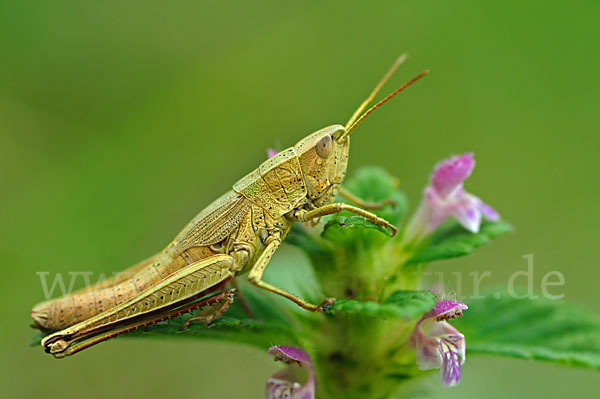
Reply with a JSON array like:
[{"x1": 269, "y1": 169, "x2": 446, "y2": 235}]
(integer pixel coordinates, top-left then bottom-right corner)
[
  {"x1": 294, "y1": 58, "x2": 428, "y2": 208},
  {"x1": 294, "y1": 125, "x2": 349, "y2": 207}
]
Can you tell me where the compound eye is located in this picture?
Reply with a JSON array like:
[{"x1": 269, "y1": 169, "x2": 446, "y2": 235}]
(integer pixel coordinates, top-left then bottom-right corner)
[{"x1": 316, "y1": 135, "x2": 333, "y2": 158}]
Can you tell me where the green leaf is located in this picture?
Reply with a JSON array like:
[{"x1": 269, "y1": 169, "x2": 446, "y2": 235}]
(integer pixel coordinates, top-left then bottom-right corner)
[
  {"x1": 123, "y1": 315, "x2": 299, "y2": 350},
  {"x1": 30, "y1": 331, "x2": 45, "y2": 347},
  {"x1": 322, "y1": 215, "x2": 392, "y2": 242},
  {"x1": 328, "y1": 290, "x2": 435, "y2": 320},
  {"x1": 384, "y1": 290, "x2": 437, "y2": 319},
  {"x1": 453, "y1": 291, "x2": 600, "y2": 370},
  {"x1": 407, "y1": 220, "x2": 512, "y2": 264}
]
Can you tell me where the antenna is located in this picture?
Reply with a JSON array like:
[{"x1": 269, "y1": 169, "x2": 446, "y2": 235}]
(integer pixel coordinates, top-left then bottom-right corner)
[
  {"x1": 344, "y1": 54, "x2": 408, "y2": 130},
  {"x1": 338, "y1": 66, "x2": 429, "y2": 142}
]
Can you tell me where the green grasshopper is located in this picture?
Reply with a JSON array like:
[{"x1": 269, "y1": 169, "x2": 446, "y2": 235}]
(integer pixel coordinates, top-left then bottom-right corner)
[{"x1": 32, "y1": 56, "x2": 428, "y2": 357}]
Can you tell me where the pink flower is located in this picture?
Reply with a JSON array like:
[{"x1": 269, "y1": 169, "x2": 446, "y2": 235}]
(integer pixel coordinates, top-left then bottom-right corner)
[
  {"x1": 413, "y1": 300, "x2": 468, "y2": 387},
  {"x1": 266, "y1": 346, "x2": 315, "y2": 399},
  {"x1": 404, "y1": 153, "x2": 499, "y2": 242},
  {"x1": 268, "y1": 148, "x2": 278, "y2": 158}
]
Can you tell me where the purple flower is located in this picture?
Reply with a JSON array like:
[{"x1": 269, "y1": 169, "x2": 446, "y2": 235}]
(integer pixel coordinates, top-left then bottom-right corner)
[
  {"x1": 266, "y1": 346, "x2": 315, "y2": 399},
  {"x1": 404, "y1": 153, "x2": 499, "y2": 242},
  {"x1": 413, "y1": 300, "x2": 468, "y2": 387},
  {"x1": 268, "y1": 148, "x2": 278, "y2": 158}
]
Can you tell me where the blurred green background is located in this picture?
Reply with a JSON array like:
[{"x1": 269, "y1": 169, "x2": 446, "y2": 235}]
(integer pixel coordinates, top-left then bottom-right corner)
[{"x1": 1, "y1": 1, "x2": 598, "y2": 398}]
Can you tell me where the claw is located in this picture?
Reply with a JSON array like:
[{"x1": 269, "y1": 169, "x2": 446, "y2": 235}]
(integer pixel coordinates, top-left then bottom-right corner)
[
  {"x1": 318, "y1": 298, "x2": 336, "y2": 312},
  {"x1": 388, "y1": 224, "x2": 398, "y2": 237},
  {"x1": 383, "y1": 198, "x2": 397, "y2": 209}
]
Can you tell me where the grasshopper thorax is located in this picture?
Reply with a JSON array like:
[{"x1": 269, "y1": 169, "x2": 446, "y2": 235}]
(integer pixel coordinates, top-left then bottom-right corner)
[{"x1": 294, "y1": 125, "x2": 349, "y2": 207}]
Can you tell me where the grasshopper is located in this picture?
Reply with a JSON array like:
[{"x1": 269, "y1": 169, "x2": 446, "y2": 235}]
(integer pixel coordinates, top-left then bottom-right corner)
[{"x1": 32, "y1": 56, "x2": 428, "y2": 357}]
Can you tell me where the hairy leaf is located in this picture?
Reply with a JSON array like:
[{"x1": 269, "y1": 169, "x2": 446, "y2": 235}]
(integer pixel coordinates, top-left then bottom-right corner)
[
  {"x1": 328, "y1": 290, "x2": 435, "y2": 320},
  {"x1": 123, "y1": 315, "x2": 299, "y2": 350},
  {"x1": 30, "y1": 332, "x2": 45, "y2": 347},
  {"x1": 323, "y1": 215, "x2": 392, "y2": 241},
  {"x1": 407, "y1": 220, "x2": 512, "y2": 264},
  {"x1": 453, "y1": 291, "x2": 600, "y2": 370},
  {"x1": 384, "y1": 290, "x2": 437, "y2": 319}
]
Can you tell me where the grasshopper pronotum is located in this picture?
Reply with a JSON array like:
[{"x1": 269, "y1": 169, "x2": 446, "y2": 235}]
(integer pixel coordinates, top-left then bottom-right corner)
[{"x1": 32, "y1": 56, "x2": 428, "y2": 357}]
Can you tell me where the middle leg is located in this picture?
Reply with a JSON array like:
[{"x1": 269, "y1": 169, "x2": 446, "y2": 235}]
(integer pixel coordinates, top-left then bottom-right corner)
[
  {"x1": 338, "y1": 186, "x2": 396, "y2": 210},
  {"x1": 247, "y1": 234, "x2": 335, "y2": 312}
]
